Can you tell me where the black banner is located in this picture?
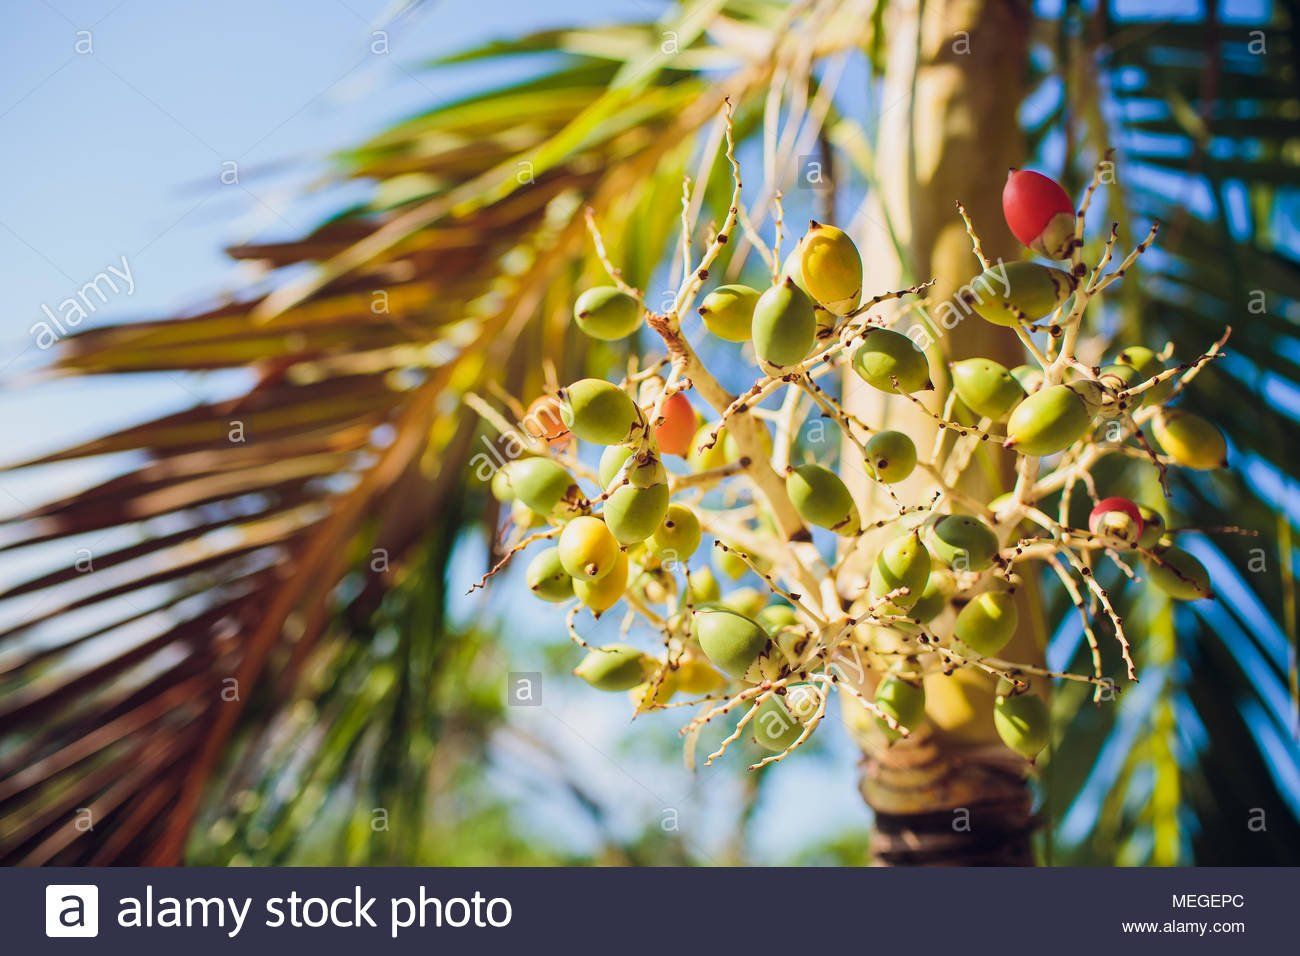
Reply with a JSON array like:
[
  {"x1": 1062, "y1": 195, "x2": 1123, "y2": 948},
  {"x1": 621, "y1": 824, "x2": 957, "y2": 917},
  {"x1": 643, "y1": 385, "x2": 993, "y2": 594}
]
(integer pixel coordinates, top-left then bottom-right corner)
[{"x1": 6, "y1": 866, "x2": 1294, "y2": 953}]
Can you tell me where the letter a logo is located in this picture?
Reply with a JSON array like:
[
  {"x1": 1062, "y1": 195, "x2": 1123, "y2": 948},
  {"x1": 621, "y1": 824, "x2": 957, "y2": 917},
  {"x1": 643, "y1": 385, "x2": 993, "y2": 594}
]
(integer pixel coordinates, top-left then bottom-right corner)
[{"x1": 45, "y1": 885, "x2": 99, "y2": 937}]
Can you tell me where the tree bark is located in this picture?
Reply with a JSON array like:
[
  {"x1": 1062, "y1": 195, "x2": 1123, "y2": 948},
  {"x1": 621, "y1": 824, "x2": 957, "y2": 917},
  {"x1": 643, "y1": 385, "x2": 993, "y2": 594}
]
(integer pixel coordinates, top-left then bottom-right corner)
[{"x1": 840, "y1": 0, "x2": 1042, "y2": 866}]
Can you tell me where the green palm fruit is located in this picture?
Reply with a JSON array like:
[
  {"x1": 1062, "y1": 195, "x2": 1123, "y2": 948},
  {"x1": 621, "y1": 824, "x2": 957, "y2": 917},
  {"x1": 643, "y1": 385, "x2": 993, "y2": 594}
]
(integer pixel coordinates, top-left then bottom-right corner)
[
  {"x1": 1065, "y1": 379, "x2": 1107, "y2": 416},
  {"x1": 954, "y1": 590, "x2": 1019, "y2": 656},
  {"x1": 1095, "y1": 364, "x2": 1139, "y2": 417},
  {"x1": 1005, "y1": 384, "x2": 1092, "y2": 455},
  {"x1": 722, "y1": 586, "x2": 767, "y2": 618},
  {"x1": 598, "y1": 445, "x2": 666, "y2": 489},
  {"x1": 910, "y1": 568, "x2": 955, "y2": 624},
  {"x1": 649, "y1": 504, "x2": 701, "y2": 562},
  {"x1": 688, "y1": 421, "x2": 772, "y2": 472},
  {"x1": 510, "y1": 457, "x2": 581, "y2": 517},
  {"x1": 1009, "y1": 363, "x2": 1044, "y2": 393},
  {"x1": 781, "y1": 245, "x2": 803, "y2": 284},
  {"x1": 869, "y1": 532, "x2": 931, "y2": 611},
  {"x1": 688, "y1": 566, "x2": 721, "y2": 604},
  {"x1": 604, "y1": 482, "x2": 670, "y2": 545},
  {"x1": 1136, "y1": 505, "x2": 1166, "y2": 549},
  {"x1": 1116, "y1": 345, "x2": 1174, "y2": 404},
  {"x1": 756, "y1": 603, "x2": 798, "y2": 632},
  {"x1": 526, "y1": 547, "x2": 574, "y2": 603},
  {"x1": 573, "y1": 550, "x2": 629, "y2": 614},
  {"x1": 752, "y1": 277, "x2": 817, "y2": 367},
  {"x1": 1152, "y1": 408, "x2": 1228, "y2": 470},
  {"x1": 676, "y1": 656, "x2": 727, "y2": 694},
  {"x1": 698, "y1": 284, "x2": 760, "y2": 342},
  {"x1": 751, "y1": 696, "x2": 804, "y2": 752},
  {"x1": 864, "y1": 430, "x2": 917, "y2": 484},
  {"x1": 573, "y1": 643, "x2": 650, "y2": 691},
  {"x1": 598, "y1": 444, "x2": 632, "y2": 488},
  {"x1": 1145, "y1": 546, "x2": 1212, "y2": 600},
  {"x1": 558, "y1": 515, "x2": 621, "y2": 581},
  {"x1": 630, "y1": 673, "x2": 678, "y2": 710},
  {"x1": 573, "y1": 286, "x2": 642, "y2": 341},
  {"x1": 693, "y1": 608, "x2": 770, "y2": 679},
  {"x1": 786, "y1": 463, "x2": 860, "y2": 535},
  {"x1": 994, "y1": 691, "x2": 1050, "y2": 760},
  {"x1": 928, "y1": 515, "x2": 999, "y2": 572},
  {"x1": 798, "y1": 221, "x2": 863, "y2": 315},
  {"x1": 561, "y1": 379, "x2": 643, "y2": 446},
  {"x1": 489, "y1": 466, "x2": 516, "y2": 502},
  {"x1": 634, "y1": 566, "x2": 673, "y2": 605},
  {"x1": 783, "y1": 245, "x2": 840, "y2": 335},
  {"x1": 715, "y1": 544, "x2": 750, "y2": 580},
  {"x1": 875, "y1": 675, "x2": 925, "y2": 741},
  {"x1": 1098, "y1": 362, "x2": 1140, "y2": 395},
  {"x1": 969, "y1": 261, "x2": 1074, "y2": 326},
  {"x1": 687, "y1": 423, "x2": 730, "y2": 471},
  {"x1": 952, "y1": 358, "x2": 1026, "y2": 420},
  {"x1": 851, "y1": 328, "x2": 932, "y2": 394}
]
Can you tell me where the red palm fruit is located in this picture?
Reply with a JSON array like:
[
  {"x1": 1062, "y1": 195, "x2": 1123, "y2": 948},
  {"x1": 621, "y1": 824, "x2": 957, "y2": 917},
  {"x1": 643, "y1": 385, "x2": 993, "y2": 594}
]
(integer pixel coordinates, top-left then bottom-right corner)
[
  {"x1": 654, "y1": 391, "x2": 696, "y2": 457},
  {"x1": 523, "y1": 395, "x2": 572, "y2": 450},
  {"x1": 1089, "y1": 496, "x2": 1144, "y2": 546},
  {"x1": 1003, "y1": 169, "x2": 1075, "y2": 259}
]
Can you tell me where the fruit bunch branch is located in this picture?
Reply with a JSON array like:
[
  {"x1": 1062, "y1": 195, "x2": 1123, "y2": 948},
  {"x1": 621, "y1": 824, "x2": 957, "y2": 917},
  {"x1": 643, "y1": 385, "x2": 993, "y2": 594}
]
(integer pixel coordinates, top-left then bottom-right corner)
[{"x1": 472, "y1": 104, "x2": 1233, "y2": 771}]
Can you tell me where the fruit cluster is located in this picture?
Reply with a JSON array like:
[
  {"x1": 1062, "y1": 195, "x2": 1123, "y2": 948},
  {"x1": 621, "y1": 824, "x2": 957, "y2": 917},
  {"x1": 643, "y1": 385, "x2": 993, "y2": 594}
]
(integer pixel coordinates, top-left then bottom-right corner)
[{"x1": 471, "y1": 119, "x2": 1230, "y2": 771}]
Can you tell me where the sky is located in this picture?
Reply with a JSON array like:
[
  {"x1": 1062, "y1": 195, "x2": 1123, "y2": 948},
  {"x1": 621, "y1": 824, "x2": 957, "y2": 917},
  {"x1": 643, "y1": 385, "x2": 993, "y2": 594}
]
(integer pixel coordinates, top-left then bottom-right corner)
[
  {"x1": 0, "y1": 0, "x2": 645, "y2": 482},
  {"x1": 0, "y1": 0, "x2": 871, "y2": 862}
]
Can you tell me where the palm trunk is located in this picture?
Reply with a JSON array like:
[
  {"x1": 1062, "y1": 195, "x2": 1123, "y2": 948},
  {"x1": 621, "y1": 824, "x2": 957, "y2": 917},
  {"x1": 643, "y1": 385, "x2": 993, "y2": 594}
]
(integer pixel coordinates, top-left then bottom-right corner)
[{"x1": 841, "y1": 0, "x2": 1041, "y2": 865}]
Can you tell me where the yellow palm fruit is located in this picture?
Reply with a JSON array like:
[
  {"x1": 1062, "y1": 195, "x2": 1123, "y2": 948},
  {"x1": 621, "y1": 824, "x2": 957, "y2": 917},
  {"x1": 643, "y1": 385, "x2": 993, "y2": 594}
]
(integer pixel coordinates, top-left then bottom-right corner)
[
  {"x1": 574, "y1": 550, "x2": 630, "y2": 614},
  {"x1": 1152, "y1": 408, "x2": 1228, "y2": 470},
  {"x1": 698, "y1": 284, "x2": 760, "y2": 342},
  {"x1": 559, "y1": 515, "x2": 621, "y2": 581},
  {"x1": 797, "y1": 221, "x2": 862, "y2": 315}
]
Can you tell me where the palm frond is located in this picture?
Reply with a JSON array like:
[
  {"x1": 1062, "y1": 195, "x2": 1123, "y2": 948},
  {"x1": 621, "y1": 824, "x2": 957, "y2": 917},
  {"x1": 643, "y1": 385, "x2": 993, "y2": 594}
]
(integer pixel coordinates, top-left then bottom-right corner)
[{"x1": 1045, "y1": 0, "x2": 1300, "y2": 864}]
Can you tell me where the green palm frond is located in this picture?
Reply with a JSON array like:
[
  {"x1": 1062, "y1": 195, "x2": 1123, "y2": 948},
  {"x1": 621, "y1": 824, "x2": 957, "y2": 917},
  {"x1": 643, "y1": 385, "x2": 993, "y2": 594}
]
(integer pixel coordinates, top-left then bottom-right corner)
[{"x1": 1044, "y1": 0, "x2": 1300, "y2": 865}]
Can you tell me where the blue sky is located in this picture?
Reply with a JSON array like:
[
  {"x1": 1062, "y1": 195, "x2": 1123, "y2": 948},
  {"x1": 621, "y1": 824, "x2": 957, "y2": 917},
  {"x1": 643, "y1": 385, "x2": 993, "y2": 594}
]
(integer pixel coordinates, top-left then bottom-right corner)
[{"x1": 0, "y1": 0, "x2": 653, "y2": 482}]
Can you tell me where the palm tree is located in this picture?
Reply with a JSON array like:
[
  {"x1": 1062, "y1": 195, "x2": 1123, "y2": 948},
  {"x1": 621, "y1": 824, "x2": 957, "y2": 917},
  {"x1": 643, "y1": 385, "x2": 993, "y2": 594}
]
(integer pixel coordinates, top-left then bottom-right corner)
[{"x1": 1, "y1": 0, "x2": 1296, "y2": 866}]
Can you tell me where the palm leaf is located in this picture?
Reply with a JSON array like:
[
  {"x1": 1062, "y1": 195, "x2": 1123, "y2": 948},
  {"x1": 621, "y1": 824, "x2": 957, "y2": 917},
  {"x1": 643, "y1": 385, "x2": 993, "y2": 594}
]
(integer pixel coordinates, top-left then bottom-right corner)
[{"x1": 1045, "y1": 0, "x2": 1300, "y2": 864}]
